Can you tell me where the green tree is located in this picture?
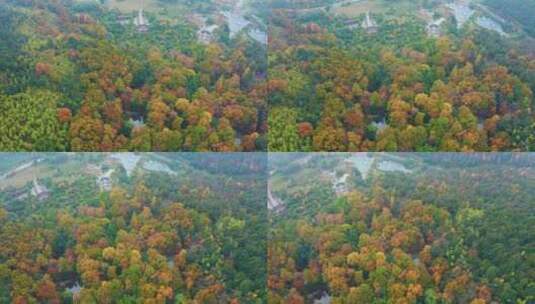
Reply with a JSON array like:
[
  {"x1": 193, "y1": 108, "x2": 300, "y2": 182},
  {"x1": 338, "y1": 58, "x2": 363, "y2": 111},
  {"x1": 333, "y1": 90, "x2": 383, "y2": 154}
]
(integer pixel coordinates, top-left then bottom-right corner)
[{"x1": 0, "y1": 91, "x2": 67, "y2": 151}]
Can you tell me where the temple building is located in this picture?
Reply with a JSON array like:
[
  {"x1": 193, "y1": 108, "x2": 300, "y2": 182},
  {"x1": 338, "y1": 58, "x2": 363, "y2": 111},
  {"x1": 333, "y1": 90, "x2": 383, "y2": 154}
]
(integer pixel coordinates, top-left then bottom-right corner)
[
  {"x1": 134, "y1": 9, "x2": 149, "y2": 32},
  {"x1": 134, "y1": 1, "x2": 149, "y2": 33},
  {"x1": 31, "y1": 179, "x2": 50, "y2": 202},
  {"x1": 362, "y1": 11, "x2": 378, "y2": 34}
]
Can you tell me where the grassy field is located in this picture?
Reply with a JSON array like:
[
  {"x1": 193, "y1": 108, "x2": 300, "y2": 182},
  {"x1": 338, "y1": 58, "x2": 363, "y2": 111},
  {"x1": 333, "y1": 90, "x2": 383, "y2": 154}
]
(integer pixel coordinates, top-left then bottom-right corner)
[
  {"x1": 0, "y1": 159, "x2": 90, "y2": 190},
  {"x1": 74, "y1": 0, "x2": 188, "y2": 15},
  {"x1": 106, "y1": 0, "x2": 173, "y2": 13},
  {"x1": 0, "y1": 164, "x2": 51, "y2": 189},
  {"x1": 333, "y1": 0, "x2": 423, "y2": 17}
]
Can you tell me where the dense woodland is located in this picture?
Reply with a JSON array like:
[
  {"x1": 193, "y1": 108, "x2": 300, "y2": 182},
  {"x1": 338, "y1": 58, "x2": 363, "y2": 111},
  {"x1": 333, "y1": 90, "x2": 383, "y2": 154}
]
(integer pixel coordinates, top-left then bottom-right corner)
[
  {"x1": 268, "y1": 4, "x2": 535, "y2": 152},
  {"x1": 0, "y1": 0, "x2": 267, "y2": 151},
  {"x1": 0, "y1": 154, "x2": 267, "y2": 303},
  {"x1": 268, "y1": 154, "x2": 535, "y2": 303}
]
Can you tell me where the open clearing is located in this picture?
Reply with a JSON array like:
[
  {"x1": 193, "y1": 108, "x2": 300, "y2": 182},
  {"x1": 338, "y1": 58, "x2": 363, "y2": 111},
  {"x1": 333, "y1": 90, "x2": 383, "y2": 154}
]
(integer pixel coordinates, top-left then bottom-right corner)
[
  {"x1": 75, "y1": 0, "x2": 187, "y2": 15},
  {"x1": 0, "y1": 165, "x2": 51, "y2": 190},
  {"x1": 333, "y1": 0, "x2": 423, "y2": 17},
  {"x1": 106, "y1": 0, "x2": 178, "y2": 13},
  {"x1": 0, "y1": 159, "x2": 89, "y2": 190}
]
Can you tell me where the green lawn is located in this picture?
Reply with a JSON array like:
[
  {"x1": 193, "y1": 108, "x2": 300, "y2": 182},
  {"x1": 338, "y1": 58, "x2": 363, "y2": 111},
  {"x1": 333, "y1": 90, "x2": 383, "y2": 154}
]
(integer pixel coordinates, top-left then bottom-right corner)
[
  {"x1": 0, "y1": 165, "x2": 51, "y2": 189},
  {"x1": 74, "y1": 0, "x2": 188, "y2": 15},
  {"x1": 106, "y1": 0, "x2": 166, "y2": 13},
  {"x1": 333, "y1": 0, "x2": 426, "y2": 17},
  {"x1": 0, "y1": 159, "x2": 93, "y2": 190}
]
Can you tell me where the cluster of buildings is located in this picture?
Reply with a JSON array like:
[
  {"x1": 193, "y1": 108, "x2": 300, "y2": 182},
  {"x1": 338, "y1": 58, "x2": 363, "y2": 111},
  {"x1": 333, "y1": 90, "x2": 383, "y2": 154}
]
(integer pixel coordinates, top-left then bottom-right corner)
[
  {"x1": 340, "y1": 1, "x2": 506, "y2": 38},
  {"x1": 1, "y1": 157, "x2": 121, "y2": 208},
  {"x1": 2, "y1": 177, "x2": 50, "y2": 204},
  {"x1": 343, "y1": 9, "x2": 445, "y2": 38},
  {"x1": 343, "y1": 11, "x2": 378, "y2": 34},
  {"x1": 116, "y1": 1, "x2": 150, "y2": 33},
  {"x1": 86, "y1": 164, "x2": 114, "y2": 192},
  {"x1": 332, "y1": 172, "x2": 350, "y2": 196}
]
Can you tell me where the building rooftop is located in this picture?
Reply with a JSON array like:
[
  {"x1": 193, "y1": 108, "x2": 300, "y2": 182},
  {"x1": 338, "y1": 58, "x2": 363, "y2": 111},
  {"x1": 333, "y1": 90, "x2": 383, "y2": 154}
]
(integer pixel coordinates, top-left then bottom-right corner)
[{"x1": 97, "y1": 169, "x2": 114, "y2": 192}]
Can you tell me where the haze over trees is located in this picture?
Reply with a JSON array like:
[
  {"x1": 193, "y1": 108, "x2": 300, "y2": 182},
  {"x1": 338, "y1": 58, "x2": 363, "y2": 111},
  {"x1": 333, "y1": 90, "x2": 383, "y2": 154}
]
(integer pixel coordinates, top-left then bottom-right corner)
[
  {"x1": 484, "y1": 0, "x2": 535, "y2": 36},
  {"x1": 0, "y1": 151, "x2": 534, "y2": 303},
  {"x1": 0, "y1": 153, "x2": 267, "y2": 303},
  {"x1": 268, "y1": 153, "x2": 535, "y2": 303}
]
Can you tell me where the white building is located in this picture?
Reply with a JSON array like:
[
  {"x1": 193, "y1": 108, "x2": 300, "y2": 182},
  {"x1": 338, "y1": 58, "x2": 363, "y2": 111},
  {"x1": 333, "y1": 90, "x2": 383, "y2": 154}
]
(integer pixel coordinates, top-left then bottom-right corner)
[
  {"x1": 97, "y1": 169, "x2": 114, "y2": 192},
  {"x1": 31, "y1": 179, "x2": 50, "y2": 201},
  {"x1": 134, "y1": 1, "x2": 149, "y2": 33},
  {"x1": 427, "y1": 18, "x2": 445, "y2": 37},
  {"x1": 362, "y1": 11, "x2": 378, "y2": 34},
  {"x1": 117, "y1": 15, "x2": 131, "y2": 26}
]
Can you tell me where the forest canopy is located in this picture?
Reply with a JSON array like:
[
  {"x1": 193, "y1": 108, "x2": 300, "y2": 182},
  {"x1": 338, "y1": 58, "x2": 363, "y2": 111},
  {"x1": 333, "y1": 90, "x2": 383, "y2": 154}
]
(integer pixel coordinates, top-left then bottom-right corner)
[
  {"x1": 0, "y1": 153, "x2": 267, "y2": 303},
  {"x1": 0, "y1": 0, "x2": 267, "y2": 151},
  {"x1": 268, "y1": 1, "x2": 535, "y2": 152},
  {"x1": 268, "y1": 153, "x2": 535, "y2": 303}
]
